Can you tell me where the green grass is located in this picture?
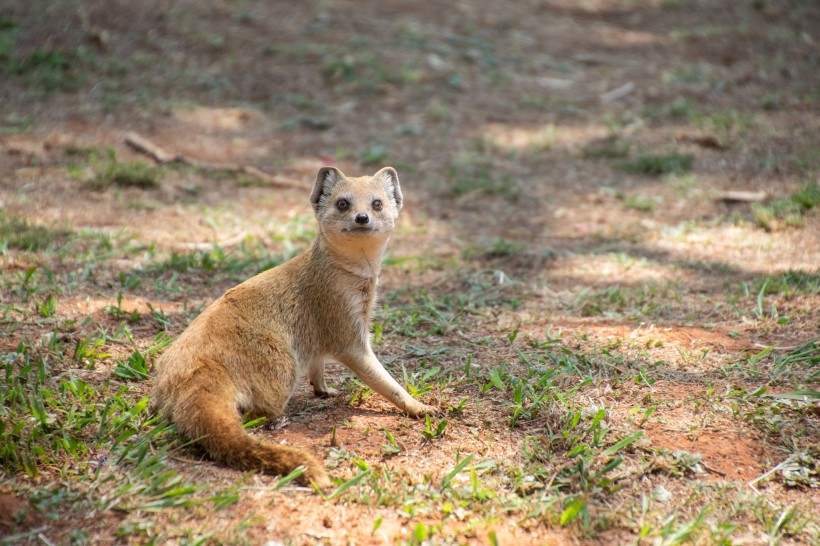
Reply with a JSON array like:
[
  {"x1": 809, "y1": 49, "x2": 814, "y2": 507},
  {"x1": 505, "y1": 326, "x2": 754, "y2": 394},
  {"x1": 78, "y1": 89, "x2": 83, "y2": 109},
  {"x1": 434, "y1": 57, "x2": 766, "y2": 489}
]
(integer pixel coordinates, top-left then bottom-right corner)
[
  {"x1": 791, "y1": 183, "x2": 820, "y2": 209},
  {"x1": 0, "y1": 15, "x2": 85, "y2": 97},
  {"x1": 90, "y1": 149, "x2": 162, "y2": 189},
  {"x1": 3, "y1": 335, "x2": 170, "y2": 481},
  {"x1": 0, "y1": 16, "x2": 19, "y2": 62},
  {"x1": 794, "y1": 140, "x2": 820, "y2": 175},
  {"x1": 661, "y1": 63, "x2": 717, "y2": 88},
  {"x1": 378, "y1": 271, "x2": 523, "y2": 339},
  {"x1": 752, "y1": 182, "x2": 820, "y2": 231},
  {"x1": 663, "y1": 173, "x2": 701, "y2": 199},
  {"x1": 321, "y1": 334, "x2": 655, "y2": 532},
  {"x1": 320, "y1": 45, "x2": 403, "y2": 92},
  {"x1": 448, "y1": 154, "x2": 520, "y2": 199},
  {"x1": 754, "y1": 271, "x2": 820, "y2": 298},
  {"x1": 140, "y1": 241, "x2": 286, "y2": 279},
  {"x1": 581, "y1": 137, "x2": 631, "y2": 159},
  {"x1": 567, "y1": 282, "x2": 680, "y2": 319},
  {"x1": 0, "y1": 214, "x2": 71, "y2": 252},
  {"x1": 112, "y1": 332, "x2": 173, "y2": 381},
  {"x1": 692, "y1": 109, "x2": 757, "y2": 147},
  {"x1": 643, "y1": 97, "x2": 699, "y2": 120},
  {"x1": 381, "y1": 291, "x2": 470, "y2": 338},
  {"x1": 3, "y1": 286, "x2": 818, "y2": 543},
  {"x1": 618, "y1": 192, "x2": 658, "y2": 212},
  {"x1": 730, "y1": 338, "x2": 819, "y2": 386},
  {"x1": 361, "y1": 144, "x2": 389, "y2": 165},
  {"x1": 620, "y1": 153, "x2": 694, "y2": 176},
  {"x1": 463, "y1": 237, "x2": 527, "y2": 259},
  {"x1": 0, "y1": 332, "x2": 245, "y2": 542},
  {"x1": 0, "y1": 113, "x2": 32, "y2": 135}
]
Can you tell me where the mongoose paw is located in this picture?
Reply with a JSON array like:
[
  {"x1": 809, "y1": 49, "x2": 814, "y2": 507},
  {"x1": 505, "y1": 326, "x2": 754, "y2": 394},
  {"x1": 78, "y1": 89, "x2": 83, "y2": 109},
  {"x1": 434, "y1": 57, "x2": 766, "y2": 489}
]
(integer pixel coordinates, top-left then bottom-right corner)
[
  {"x1": 309, "y1": 471, "x2": 333, "y2": 492},
  {"x1": 313, "y1": 387, "x2": 341, "y2": 398},
  {"x1": 406, "y1": 403, "x2": 439, "y2": 418}
]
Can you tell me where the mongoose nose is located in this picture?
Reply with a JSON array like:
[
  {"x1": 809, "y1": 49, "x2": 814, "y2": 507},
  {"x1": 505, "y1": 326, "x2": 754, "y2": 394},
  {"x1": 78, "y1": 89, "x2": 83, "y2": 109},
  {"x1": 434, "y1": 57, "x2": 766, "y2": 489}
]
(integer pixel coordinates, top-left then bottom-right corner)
[{"x1": 355, "y1": 213, "x2": 370, "y2": 224}]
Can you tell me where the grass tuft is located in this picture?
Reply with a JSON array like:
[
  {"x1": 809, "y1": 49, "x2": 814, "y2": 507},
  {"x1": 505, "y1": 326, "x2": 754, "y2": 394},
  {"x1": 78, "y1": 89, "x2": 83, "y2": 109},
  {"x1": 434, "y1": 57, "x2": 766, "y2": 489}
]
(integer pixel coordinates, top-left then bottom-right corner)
[
  {"x1": 620, "y1": 153, "x2": 694, "y2": 175},
  {"x1": 448, "y1": 154, "x2": 519, "y2": 199},
  {"x1": 752, "y1": 182, "x2": 820, "y2": 231},
  {"x1": 582, "y1": 137, "x2": 631, "y2": 159},
  {"x1": 92, "y1": 150, "x2": 162, "y2": 189},
  {"x1": 0, "y1": 213, "x2": 70, "y2": 251},
  {"x1": 4, "y1": 47, "x2": 84, "y2": 92}
]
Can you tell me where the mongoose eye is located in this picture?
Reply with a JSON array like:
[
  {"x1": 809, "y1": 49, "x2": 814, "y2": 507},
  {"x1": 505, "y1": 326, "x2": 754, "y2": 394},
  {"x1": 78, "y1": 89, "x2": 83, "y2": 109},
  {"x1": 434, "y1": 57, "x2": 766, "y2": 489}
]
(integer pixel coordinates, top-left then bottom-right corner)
[
  {"x1": 372, "y1": 199, "x2": 383, "y2": 211},
  {"x1": 336, "y1": 199, "x2": 350, "y2": 211}
]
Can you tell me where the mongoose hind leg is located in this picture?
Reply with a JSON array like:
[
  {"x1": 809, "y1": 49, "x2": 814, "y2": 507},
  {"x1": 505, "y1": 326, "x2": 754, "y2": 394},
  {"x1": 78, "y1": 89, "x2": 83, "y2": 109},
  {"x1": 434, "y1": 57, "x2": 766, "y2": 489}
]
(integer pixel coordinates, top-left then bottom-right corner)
[{"x1": 309, "y1": 357, "x2": 340, "y2": 398}]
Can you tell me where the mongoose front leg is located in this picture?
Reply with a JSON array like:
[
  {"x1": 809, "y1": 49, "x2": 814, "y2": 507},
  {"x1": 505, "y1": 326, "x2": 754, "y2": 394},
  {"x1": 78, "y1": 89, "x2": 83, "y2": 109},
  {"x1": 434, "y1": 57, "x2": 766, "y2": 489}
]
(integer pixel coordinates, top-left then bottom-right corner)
[
  {"x1": 341, "y1": 348, "x2": 435, "y2": 417},
  {"x1": 308, "y1": 358, "x2": 340, "y2": 398}
]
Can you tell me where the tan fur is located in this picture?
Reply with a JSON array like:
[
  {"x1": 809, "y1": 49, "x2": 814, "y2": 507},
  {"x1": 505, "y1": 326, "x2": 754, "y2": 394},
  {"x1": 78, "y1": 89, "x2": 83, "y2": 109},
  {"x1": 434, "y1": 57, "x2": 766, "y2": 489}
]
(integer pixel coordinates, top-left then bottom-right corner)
[{"x1": 153, "y1": 166, "x2": 435, "y2": 489}]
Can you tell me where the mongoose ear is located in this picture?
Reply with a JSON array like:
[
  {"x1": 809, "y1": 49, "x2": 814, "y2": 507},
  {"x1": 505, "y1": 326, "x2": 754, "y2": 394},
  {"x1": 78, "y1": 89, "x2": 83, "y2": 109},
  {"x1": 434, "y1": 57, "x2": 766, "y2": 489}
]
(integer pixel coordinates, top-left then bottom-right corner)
[
  {"x1": 311, "y1": 166, "x2": 344, "y2": 211},
  {"x1": 375, "y1": 166, "x2": 402, "y2": 210}
]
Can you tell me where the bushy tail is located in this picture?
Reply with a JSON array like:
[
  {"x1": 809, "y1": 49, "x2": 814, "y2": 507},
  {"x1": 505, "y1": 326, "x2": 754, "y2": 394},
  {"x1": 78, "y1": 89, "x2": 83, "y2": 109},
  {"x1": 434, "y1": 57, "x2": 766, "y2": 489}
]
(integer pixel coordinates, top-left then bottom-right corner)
[{"x1": 174, "y1": 392, "x2": 330, "y2": 489}]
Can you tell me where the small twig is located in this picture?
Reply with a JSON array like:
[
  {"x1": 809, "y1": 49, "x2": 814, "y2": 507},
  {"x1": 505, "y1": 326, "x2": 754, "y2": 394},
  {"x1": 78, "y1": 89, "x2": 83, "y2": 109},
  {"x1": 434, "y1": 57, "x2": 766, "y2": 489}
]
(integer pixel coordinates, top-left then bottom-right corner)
[
  {"x1": 701, "y1": 463, "x2": 727, "y2": 477},
  {"x1": 747, "y1": 457, "x2": 795, "y2": 511},
  {"x1": 749, "y1": 456, "x2": 793, "y2": 487},
  {"x1": 717, "y1": 190, "x2": 766, "y2": 202},
  {"x1": 751, "y1": 343, "x2": 801, "y2": 351},
  {"x1": 600, "y1": 81, "x2": 635, "y2": 103},
  {"x1": 241, "y1": 165, "x2": 299, "y2": 186},
  {"x1": 124, "y1": 131, "x2": 180, "y2": 163},
  {"x1": 124, "y1": 131, "x2": 305, "y2": 189},
  {"x1": 544, "y1": 470, "x2": 560, "y2": 492},
  {"x1": 37, "y1": 533, "x2": 57, "y2": 546}
]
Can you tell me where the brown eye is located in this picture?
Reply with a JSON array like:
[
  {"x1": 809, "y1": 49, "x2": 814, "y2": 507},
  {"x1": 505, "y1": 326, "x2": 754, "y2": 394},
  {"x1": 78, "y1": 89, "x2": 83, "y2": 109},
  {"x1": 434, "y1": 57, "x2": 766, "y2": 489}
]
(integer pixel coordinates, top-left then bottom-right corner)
[
  {"x1": 372, "y1": 199, "x2": 383, "y2": 211},
  {"x1": 336, "y1": 199, "x2": 350, "y2": 211}
]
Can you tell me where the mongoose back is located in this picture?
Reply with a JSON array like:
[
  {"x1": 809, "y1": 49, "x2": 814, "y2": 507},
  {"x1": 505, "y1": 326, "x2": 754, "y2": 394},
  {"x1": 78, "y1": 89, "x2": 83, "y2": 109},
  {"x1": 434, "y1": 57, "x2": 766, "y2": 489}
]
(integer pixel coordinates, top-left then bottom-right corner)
[{"x1": 153, "y1": 166, "x2": 435, "y2": 488}]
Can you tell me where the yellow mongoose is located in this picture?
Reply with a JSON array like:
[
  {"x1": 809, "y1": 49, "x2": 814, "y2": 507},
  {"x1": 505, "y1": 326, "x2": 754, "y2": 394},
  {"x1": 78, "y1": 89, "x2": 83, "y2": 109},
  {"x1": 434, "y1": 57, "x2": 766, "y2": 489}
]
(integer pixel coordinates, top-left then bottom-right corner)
[{"x1": 153, "y1": 166, "x2": 435, "y2": 488}]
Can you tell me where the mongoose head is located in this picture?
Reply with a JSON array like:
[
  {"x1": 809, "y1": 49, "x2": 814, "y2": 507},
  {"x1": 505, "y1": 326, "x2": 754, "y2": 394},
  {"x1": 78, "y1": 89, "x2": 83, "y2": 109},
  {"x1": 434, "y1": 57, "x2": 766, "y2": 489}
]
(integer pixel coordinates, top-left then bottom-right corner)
[{"x1": 310, "y1": 166, "x2": 402, "y2": 252}]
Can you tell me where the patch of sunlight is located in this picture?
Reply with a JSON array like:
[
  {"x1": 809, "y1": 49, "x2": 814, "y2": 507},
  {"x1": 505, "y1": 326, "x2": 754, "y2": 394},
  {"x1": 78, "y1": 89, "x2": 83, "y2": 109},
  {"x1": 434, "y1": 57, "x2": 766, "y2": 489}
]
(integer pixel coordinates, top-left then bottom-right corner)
[
  {"x1": 552, "y1": 253, "x2": 679, "y2": 285},
  {"x1": 479, "y1": 123, "x2": 609, "y2": 153},
  {"x1": 654, "y1": 223, "x2": 820, "y2": 274},
  {"x1": 171, "y1": 106, "x2": 266, "y2": 132}
]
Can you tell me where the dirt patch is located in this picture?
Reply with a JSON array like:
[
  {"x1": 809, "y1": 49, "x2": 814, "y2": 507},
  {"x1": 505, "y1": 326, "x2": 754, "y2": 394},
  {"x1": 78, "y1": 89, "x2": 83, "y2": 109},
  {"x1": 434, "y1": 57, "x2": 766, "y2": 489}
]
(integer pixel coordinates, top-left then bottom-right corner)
[
  {"x1": 644, "y1": 423, "x2": 766, "y2": 482},
  {"x1": 0, "y1": 493, "x2": 40, "y2": 534},
  {"x1": 545, "y1": 318, "x2": 752, "y2": 353}
]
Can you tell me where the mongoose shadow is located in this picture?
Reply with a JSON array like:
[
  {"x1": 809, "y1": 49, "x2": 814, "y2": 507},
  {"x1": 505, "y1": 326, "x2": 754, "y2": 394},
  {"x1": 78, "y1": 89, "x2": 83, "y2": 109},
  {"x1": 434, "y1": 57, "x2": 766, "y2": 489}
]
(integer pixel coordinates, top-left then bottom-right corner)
[{"x1": 152, "y1": 166, "x2": 436, "y2": 490}]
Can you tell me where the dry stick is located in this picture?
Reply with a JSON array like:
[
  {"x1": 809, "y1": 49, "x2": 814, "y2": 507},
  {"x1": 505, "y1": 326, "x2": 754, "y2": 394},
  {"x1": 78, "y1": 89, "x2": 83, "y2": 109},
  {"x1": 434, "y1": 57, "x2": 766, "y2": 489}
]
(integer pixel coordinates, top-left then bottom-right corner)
[
  {"x1": 718, "y1": 190, "x2": 767, "y2": 202},
  {"x1": 37, "y1": 533, "x2": 58, "y2": 546},
  {"x1": 124, "y1": 131, "x2": 180, "y2": 163},
  {"x1": 749, "y1": 455, "x2": 793, "y2": 488},
  {"x1": 751, "y1": 342, "x2": 801, "y2": 351},
  {"x1": 600, "y1": 81, "x2": 635, "y2": 103},
  {"x1": 701, "y1": 463, "x2": 727, "y2": 477},
  {"x1": 748, "y1": 456, "x2": 795, "y2": 511},
  {"x1": 123, "y1": 131, "x2": 305, "y2": 189}
]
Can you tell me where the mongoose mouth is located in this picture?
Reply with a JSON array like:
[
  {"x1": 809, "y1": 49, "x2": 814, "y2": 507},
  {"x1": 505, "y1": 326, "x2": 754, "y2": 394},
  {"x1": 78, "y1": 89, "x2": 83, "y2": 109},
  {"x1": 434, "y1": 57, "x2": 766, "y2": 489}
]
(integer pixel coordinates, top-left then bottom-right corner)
[{"x1": 343, "y1": 227, "x2": 379, "y2": 234}]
